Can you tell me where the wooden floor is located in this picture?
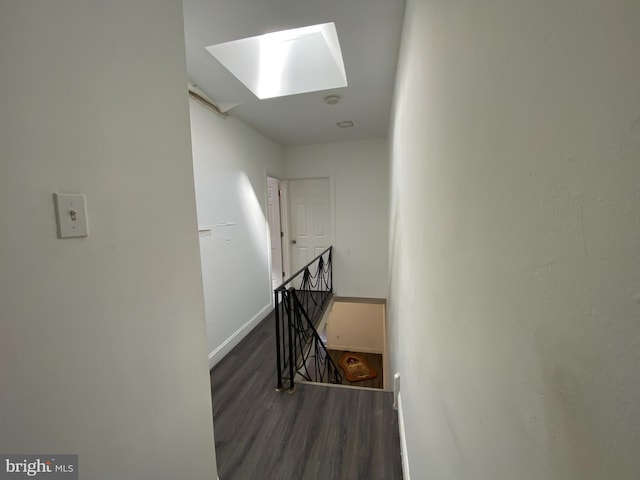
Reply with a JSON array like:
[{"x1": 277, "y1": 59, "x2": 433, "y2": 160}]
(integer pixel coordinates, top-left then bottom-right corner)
[
  {"x1": 328, "y1": 350, "x2": 384, "y2": 389},
  {"x1": 210, "y1": 311, "x2": 403, "y2": 480}
]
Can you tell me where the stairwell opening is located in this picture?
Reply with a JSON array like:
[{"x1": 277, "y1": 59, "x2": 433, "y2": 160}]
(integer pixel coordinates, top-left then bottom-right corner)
[{"x1": 301, "y1": 297, "x2": 388, "y2": 391}]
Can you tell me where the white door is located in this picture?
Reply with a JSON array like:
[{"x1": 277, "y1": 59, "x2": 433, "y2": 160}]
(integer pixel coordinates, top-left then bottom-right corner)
[
  {"x1": 288, "y1": 178, "x2": 331, "y2": 272},
  {"x1": 267, "y1": 176, "x2": 284, "y2": 290}
]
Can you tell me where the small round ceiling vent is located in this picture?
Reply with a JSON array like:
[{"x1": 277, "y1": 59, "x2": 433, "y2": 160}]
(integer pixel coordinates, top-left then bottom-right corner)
[{"x1": 324, "y1": 95, "x2": 341, "y2": 105}]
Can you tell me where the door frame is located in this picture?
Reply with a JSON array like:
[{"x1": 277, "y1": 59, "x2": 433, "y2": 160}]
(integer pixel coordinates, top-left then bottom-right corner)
[
  {"x1": 279, "y1": 180, "x2": 291, "y2": 281},
  {"x1": 265, "y1": 174, "x2": 287, "y2": 293}
]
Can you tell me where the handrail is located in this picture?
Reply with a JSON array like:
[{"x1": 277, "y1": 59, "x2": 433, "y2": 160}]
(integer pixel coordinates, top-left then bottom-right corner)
[
  {"x1": 274, "y1": 246, "x2": 339, "y2": 391},
  {"x1": 275, "y1": 246, "x2": 332, "y2": 291}
]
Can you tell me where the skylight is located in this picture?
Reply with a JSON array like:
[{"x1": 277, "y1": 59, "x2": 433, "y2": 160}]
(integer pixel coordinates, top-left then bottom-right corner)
[{"x1": 206, "y1": 22, "x2": 348, "y2": 100}]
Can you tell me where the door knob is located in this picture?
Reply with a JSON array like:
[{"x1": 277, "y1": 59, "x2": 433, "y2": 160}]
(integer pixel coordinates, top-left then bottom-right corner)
[{"x1": 291, "y1": 239, "x2": 297, "y2": 244}]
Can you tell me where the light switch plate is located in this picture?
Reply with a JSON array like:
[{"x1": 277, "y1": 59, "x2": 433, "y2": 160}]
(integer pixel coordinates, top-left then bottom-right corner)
[{"x1": 54, "y1": 193, "x2": 89, "y2": 238}]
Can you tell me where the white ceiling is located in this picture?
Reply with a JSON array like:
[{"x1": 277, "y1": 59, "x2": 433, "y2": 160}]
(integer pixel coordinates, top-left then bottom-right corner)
[{"x1": 183, "y1": 0, "x2": 406, "y2": 146}]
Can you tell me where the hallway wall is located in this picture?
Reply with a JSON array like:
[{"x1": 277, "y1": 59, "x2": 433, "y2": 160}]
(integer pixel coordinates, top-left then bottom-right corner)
[
  {"x1": 190, "y1": 99, "x2": 285, "y2": 367},
  {"x1": 389, "y1": 0, "x2": 640, "y2": 479},
  {"x1": 285, "y1": 138, "x2": 389, "y2": 299},
  {"x1": 0, "y1": 2, "x2": 217, "y2": 478}
]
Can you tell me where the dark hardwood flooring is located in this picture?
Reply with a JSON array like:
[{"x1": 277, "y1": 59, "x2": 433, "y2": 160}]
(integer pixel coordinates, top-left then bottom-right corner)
[
  {"x1": 210, "y1": 311, "x2": 403, "y2": 480},
  {"x1": 327, "y1": 350, "x2": 384, "y2": 390}
]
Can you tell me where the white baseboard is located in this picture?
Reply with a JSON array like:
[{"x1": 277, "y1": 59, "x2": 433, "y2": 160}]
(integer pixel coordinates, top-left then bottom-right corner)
[
  {"x1": 208, "y1": 303, "x2": 271, "y2": 369},
  {"x1": 325, "y1": 344, "x2": 384, "y2": 354},
  {"x1": 397, "y1": 392, "x2": 411, "y2": 480}
]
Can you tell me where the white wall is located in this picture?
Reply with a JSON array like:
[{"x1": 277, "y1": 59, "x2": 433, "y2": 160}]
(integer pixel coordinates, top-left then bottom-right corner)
[
  {"x1": 0, "y1": 2, "x2": 217, "y2": 479},
  {"x1": 190, "y1": 99, "x2": 285, "y2": 367},
  {"x1": 326, "y1": 301, "x2": 385, "y2": 354},
  {"x1": 389, "y1": 0, "x2": 640, "y2": 479},
  {"x1": 285, "y1": 139, "x2": 389, "y2": 298}
]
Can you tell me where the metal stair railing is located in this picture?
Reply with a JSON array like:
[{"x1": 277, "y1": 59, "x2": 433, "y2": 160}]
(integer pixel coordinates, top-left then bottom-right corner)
[{"x1": 274, "y1": 246, "x2": 342, "y2": 391}]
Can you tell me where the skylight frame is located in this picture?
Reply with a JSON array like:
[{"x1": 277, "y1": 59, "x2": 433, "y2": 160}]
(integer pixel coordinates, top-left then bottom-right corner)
[{"x1": 206, "y1": 22, "x2": 348, "y2": 100}]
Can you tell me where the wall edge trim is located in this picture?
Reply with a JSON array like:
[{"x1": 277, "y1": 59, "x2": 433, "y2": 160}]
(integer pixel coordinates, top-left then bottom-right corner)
[{"x1": 398, "y1": 392, "x2": 411, "y2": 480}]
